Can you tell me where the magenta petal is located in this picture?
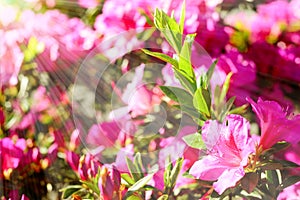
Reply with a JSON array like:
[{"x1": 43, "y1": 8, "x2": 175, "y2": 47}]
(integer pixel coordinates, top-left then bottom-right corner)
[
  {"x1": 189, "y1": 155, "x2": 227, "y2": 181},
  {"x1": 213, "y1": 167, "x2": 245, "y2": 195},
  {"x1": 225, "y1": 115, "x2": 250, "y2": 150}
]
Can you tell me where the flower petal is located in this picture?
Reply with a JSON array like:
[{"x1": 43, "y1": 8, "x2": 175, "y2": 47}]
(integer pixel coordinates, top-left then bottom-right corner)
[
  {"x1": 189, "y1": 155, "x2": 227, "y2": 181},
  {"x1": 213, "y1": 167, "x2": 245, "y2": 194}
]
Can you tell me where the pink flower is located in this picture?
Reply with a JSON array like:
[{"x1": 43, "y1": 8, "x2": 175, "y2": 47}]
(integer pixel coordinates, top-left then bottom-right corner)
[
  {"x1": 5, "y1": 190, "x2": 30, "y2": 200},
  {"x1": 247, "y1": 98, "x2": 300, "y2": 149},
  {"x1": 189, "y1": 115, "x2": 254, "y2": 194},
  {"x1": 79, "y1": 153, "x2": 102, "y2": 180},
  {"x1": 98, "y1": 165, "x2": 121, "y2": 200},
  {"x1": 0, "y1": 107, "x2": 4, "y2": 125},
  {"x1": 66, "y1": 151, "x2": 102, "y2": 180},
  {"x1": 66, "y1": 151, "x2": 80, "y2": 172},
  {"x1": 115, "y1": 144, "x2": 134, "y2": 172},
  {"x1": 0, "y1": 5, "x2": 25, "y2": 86},
  {"x1": 0, "y1": 138, "x2": 23, "y2": 173},
  {"x1": 217, "y1": 48, "x2": 257, "y2": 105},
  {"x1": 87, "y1": 121, "x2": 123, "y2": 148},
  {"x1": 78, "y1": 0, "x2": 99, "y2": 8},
  {"x1": 278, "y1": 181, "x2": 300, "y2": 200},
  {"x1": 20, "y1": 10, "x2": 96, "y2": 72},
  {"x1": 119, "y1": 64, "x2": 162, "y2": 118}
]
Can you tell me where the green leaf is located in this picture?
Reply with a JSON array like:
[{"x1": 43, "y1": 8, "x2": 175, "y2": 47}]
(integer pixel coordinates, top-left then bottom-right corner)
[
  {"x1": 154, "y1": 9, "x2": 182, "y2": 53},
  {"x1": 241, "y1": 172, "x2": 259, "y2": 194},
  {"x1": 266, "y1": 170, "x2": 280, "y2": 187},
  {"x1": 214, "y1": 85, "x2": 221, "y2": 107},
  {"x1": 128, "y1": 173, "x2": 155, "y2": 192},
  {"x1": 176, "y1": 105, "x2": 206, "y2": 121},
  {"x1": 164, "y1": 156, "x2": 172, "y2": 189},
  {"x1": 179, "y1": 0, "x2": 185, "y2": 34},
  {"x1": 228, "y1": 103, "x2": 248, "y2": 115},
  {"x1": 60, "y1": 185, "x2": 82, "y2": 199},
  {"x1": 134, "y1": 153, "x2": 144, "y2": 175},
  {"x1": 121, "y1": 173, "x2": 135, "y2": 185},
  {"x1": 183, "y1": 132, "x2": 205, "y2": 149},
  {"x1": 158, "y1": 194, "x2": 169, "y2": 200},
  {"x1": 159, "y1": 86, "x2": 207, "y2": 121},
  {"x1": 178, "y1": 33, "x2": 196, "y2": 80},
  {"x1": 173, "y1": 69, "x2": 197, "y2": 93},
  {"x1": 142, "y1": 49, "x2": 178, "y2": 68},
  {"x1": 259, "y1": 162, "x2": 283, "y2": 171},
  {"x1": 126, "y1": 194, "x2": 143, "y2": 200},
  {"x1": 206, "y1": 60, "x2": 218, "y2": 85},
  {"x1": 263, "y1": 142, "x2": 291, "y2": 157},
  {"x1": 220, "y1": 72, "x2": 233, "y2": 102},
  {"x1": 278, "y1": 160, "x2": 300, "y2": 168},
  {"x1": 193, "y1": 88, "x2": 210, "y2": 117},
  {"x1": 80, "y1": 180, "x2": 100, "y2": 194},
  {"x1": 277, "y1": 176, "x2": 300, "y2": 191},
  {"x1": 169, "y1": 158, "x2": 184, "y2": 189},
  {"x1": 159, "y1": 86, "x2": 193, "y2": 103},
  {"x1": 219, "y1": 96, "x2": 236, "y2": 121},
  {"x1": 126, "y1": 157, "x2": 141, "y2": 182}
]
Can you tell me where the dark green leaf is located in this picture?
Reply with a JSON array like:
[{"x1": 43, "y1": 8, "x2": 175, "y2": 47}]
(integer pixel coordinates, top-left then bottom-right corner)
[
  {"x1": 134, "y1": 153, "x2": 144, "y2": 175},
  {"x1": 263, "y1": 142, "x2": 291, "y2": 157},
  {"x1": 241, "y1": 172, "x2": 259, "y2": 194},
  {"x1": 219, "y1": 96, "x2": 236, "y2": 121},
  {"x1": 142, "y1": 49, "x2": 178, "y2": 68},
  {"x1": 266, "y1": 170, "x2": 280, "y2": 187},
  {"x1": 159, "y1": 86, "x2": 193, "y2": 103},
  {"x1": 158, "y1": 194, "x2": 169, "y2": 200},
  {"x1": 278, "y1": 160, "x2": 300, "y2": 168},
  {"x1": 60, "y1": 185, "x2": 82, "y2": 199},
  {"x1": 173, "y1": 69, "x2": 197, "y2": 93},
  {"x1": 206, "y1": 60, "x2": 218, "y2": 85},
  {"x1": 259, "y1": 162, "x2": 283, "y2": 171},
  {"x1": 277, "y1": 176, "x2": 300, "y2": 191}
]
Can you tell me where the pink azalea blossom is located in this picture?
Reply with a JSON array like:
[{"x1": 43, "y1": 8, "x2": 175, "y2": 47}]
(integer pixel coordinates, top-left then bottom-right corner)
[
  {"x1": 98, "y1": 165, "x2": 121, "y2": 200},
  {"x1": 5, "y1": 190, "x2": 30, "y2": 200},
  {"x1": 115, "y1": 144, "x2": 134, "y2": 172},
  {"x1": 87, "y1": 121, "x2": 123, "y2": 148},
  {"x1": 20, "y1": 10, "x2": 97, "y2": 72},
  {"x1": 66, "y1": 152, "x2": 102, "y2": 180},
  {"x1": 248, "y1": 98, "x2": 300, "y2": 149},
  {"x1": 217, "y1": 48, "x2": 257, "y2": 105},
  {"x1": 278, "y1": 181, "x2": 300, "y2": 200},
  {"x1": 0, "y1": 138, "x2": 24, "y2": 174},
  {"x1": 189, "y1": 114, "x2": 254, "y2": 194},
  {"x1": 0, "y1": 107, "x2": 5, "y2": 125},
  {"x1": 78, "y1": 0, "x2": 99, "y2": 8},
  {"x1": 0, "y1": 5, "x2": 25, "y2": 86}
]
